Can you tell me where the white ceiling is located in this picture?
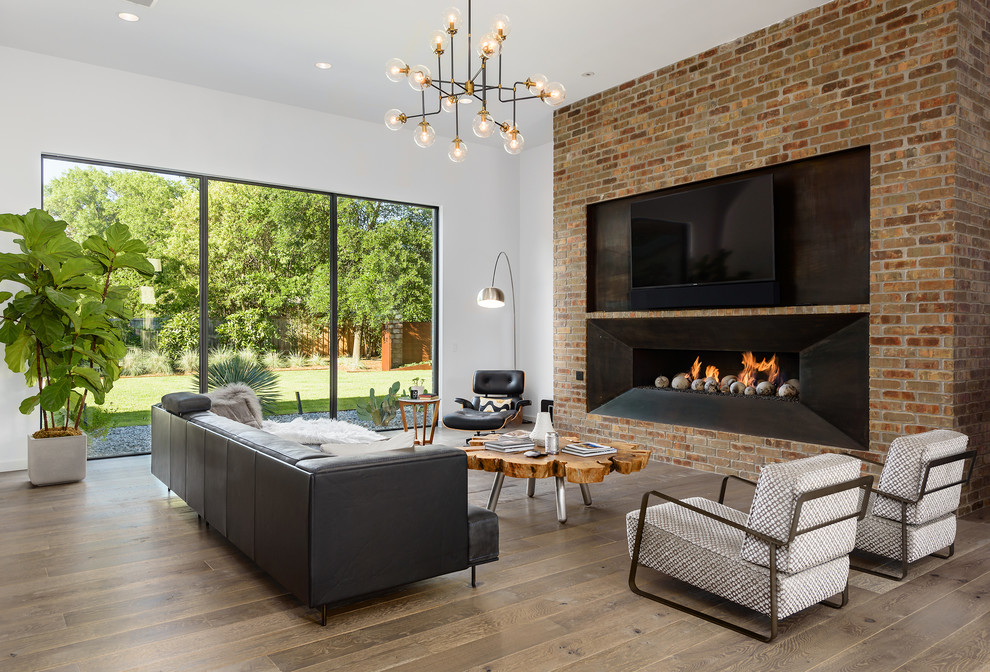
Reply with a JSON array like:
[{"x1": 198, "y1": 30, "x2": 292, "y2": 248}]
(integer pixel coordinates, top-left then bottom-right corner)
[{"x1": 0, "y1": 0, "x2": 829, "y2": 146}]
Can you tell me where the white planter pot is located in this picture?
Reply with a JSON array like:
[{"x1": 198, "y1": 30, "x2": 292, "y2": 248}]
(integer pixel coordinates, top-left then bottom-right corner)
[{"x1": 27, "y1": 432, "x2": 87, "y2": 486}]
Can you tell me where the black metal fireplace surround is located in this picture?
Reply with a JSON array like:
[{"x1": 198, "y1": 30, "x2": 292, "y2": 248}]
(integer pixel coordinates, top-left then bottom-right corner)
[{"x1": 587, "y1": 313, "x2": 869, "y2": 450}]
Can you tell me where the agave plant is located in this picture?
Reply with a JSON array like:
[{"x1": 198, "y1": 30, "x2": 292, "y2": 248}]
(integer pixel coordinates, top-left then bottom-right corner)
[{"x1": 194, "y1": 354, "x2": 279, "y2": 414}]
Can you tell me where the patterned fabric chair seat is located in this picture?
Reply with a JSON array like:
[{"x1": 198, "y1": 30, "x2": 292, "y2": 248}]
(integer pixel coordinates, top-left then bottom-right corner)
[
  {"x1": 627, "y1": 453, "x2": 872, "y2": 641},
  {"x1": 627, "y1": 496, "x2": 850, "y2": 619},
  {"x1": 851, "y1": 429, "x2": 973, "y2": 578}
]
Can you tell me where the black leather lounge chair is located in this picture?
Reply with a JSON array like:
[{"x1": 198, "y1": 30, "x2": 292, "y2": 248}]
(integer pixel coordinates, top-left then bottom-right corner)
[{"x1": 442, "y1": 370, "x2": 530, "y2": 441}]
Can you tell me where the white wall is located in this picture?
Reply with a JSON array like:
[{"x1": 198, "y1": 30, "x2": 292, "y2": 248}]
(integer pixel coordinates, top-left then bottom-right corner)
[
  {"x1": 516, "y1": 142, "x2": 554, "y2": 417},
  {"x1": 0, "y1": 45, "x2": 528, "y2": 471}
]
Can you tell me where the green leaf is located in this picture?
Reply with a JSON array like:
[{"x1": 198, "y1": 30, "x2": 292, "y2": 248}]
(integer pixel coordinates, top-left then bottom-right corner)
[
  {"x1": 115, "y1": 252, "x2": 155, "y2": 276},
  {"x1": 18, "y1": 394, "x2": 41, "y2": 415},
  {"x1": 71, "y1": 365, "x2": 103, "y2": 389},
  {"x1": 0, "y1": 213, "x2": 24, "y2": 235},
  {"x1": 39, "y1": 376, "x2": 71, "y2": 412},
  {"x1": 104, "y1": 222, "x2": 132, "y2": 251},
  {"x1": 0, "y1": 291, "x2": 12, "y2": 304},
  {"x1": 0, "y1": 319, "x2": 22, "y2": 345},
  {"x1": 3, "y1": 330, "x2": 34, "y2": 373}
]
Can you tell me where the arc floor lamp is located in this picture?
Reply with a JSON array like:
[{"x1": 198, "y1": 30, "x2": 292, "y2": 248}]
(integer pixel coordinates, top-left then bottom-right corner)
[{"x1": 477, "y1": 250, "x2": 516, "y2": 369}]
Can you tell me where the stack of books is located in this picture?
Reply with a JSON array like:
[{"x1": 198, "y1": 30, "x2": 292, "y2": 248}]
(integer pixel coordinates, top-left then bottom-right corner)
[
  {"x1": 562, "y1": 441, "x2": 617, "y2": 457},
  {"x1": 484, "y1": 436, "x2": 535, "y2": 453}
]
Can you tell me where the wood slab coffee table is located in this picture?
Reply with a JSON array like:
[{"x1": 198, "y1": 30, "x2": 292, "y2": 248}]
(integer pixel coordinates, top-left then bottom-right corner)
[{"x1": 462, "y1": 435, "x2": 651, "y2": 523}]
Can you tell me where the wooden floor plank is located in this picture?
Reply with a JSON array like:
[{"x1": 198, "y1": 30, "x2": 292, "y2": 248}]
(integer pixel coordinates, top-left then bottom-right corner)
[{"x1": 1, "y1": 446, "x2": 989, "y2": 672}]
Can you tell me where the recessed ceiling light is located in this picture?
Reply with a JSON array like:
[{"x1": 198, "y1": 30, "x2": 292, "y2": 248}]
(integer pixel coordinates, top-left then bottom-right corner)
[
  {"x1": 118, "y1": 12, "x2": 140, "y2": 22},
  {"x1": 581, "y1": 71, "x2": 596, "y2": 78},
  {"x1": 315, "y1": 62, "x2": 333, "y2": 70}
]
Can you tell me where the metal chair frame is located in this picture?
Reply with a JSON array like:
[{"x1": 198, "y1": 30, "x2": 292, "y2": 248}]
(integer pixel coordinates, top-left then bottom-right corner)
[
  {"x1": 847, "y1": 449, "x2": 977, "y2": 580},
  {"x1": 629, "y1": 473, "x2": 874, "y2": 642}
]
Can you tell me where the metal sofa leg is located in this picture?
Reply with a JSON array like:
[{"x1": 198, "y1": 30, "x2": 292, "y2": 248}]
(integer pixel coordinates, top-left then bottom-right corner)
[
  {"x1": 932, "y1": 543, "x2": 955, "y2": 559},
  {"x1": 321, "y1": 604, "x2": 327, "y2": 626},
  {"x1": 471, "y1": 565, "x2": 477, "y2": 587}
]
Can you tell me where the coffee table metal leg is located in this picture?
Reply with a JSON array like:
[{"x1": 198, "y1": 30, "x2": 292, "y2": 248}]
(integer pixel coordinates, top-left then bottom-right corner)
[
  {"x1": 579, "y1": 482, "x2": 593, "y2": 506},
  {"x1": 527, "y1": 479, "x2": 535, "y2": 497},
  {"x1": 487, "y1": 472, "x2": 505, "y2": 511},
  {"x1": 555, "y1": 476, "x2": 567, "y2": 523}
]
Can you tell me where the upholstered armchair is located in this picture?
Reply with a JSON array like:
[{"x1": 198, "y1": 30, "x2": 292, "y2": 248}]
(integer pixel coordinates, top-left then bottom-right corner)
[
  {"x1": 850, "y1": 429, "x2": 975, "y2": 580},
  {"x1": 628, "y1": 454, "x2": 873, "y2": 641},
  {"x1": 442, "y1": 370, "x2": 530, "y2": 440}
]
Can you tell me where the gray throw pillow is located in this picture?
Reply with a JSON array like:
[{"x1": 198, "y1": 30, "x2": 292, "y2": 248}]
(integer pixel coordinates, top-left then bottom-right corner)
[{"x1": 206, "y1": 383, "x2": 263, "y2": 429}]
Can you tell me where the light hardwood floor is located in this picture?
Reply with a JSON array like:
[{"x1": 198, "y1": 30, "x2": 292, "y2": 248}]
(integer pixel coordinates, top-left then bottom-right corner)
[{"x1": 2, "y1": 443, "x2": 990, "y2": 672}]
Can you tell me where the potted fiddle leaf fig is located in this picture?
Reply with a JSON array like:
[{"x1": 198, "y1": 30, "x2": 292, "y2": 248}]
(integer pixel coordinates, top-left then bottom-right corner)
[{"x1": 0, "y1": 209, "x2": 154, "y2": 485}]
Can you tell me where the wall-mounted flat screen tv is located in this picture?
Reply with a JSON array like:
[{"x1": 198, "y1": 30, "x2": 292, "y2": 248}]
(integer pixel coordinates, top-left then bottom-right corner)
[{"x1": 630, "y1": 174, "x2": 775, "y2": 290}]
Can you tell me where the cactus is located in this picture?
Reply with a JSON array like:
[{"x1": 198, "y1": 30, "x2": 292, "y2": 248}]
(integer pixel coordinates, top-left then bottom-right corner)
[{"x1": 354, "y1": 381, "x2": 402, "y2": 426}]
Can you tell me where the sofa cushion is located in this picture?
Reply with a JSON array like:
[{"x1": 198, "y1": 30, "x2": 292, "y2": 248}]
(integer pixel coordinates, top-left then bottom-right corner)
[
  {"x1": 190, "y1": 412, "x2": 323, "y2": 465},
  {"x1": 740, "y1": 454, "x2": 861, "y2": 574},
  {"x1": 320, "y1": 430, "x2": 414, "y2": 457},
  {"x1": 873, "y1": 429, "x2": 968, "y2": 525},
  {"x1": 162, "y1": 392, "x2": 211, "y2": 415},
  {"x1": 467, "y1": 504, "x2": 499, "y2": 564}
]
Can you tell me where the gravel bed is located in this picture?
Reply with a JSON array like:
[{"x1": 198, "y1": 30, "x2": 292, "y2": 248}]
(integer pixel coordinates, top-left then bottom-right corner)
[{"x1": 87, "y1": 408, "x2": 429, "y2": 459}]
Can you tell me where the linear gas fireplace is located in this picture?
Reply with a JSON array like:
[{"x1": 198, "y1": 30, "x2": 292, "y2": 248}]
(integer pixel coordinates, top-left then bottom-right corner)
[{"x1": 587, "y1": 313, "x2": 869, "y2": 450}]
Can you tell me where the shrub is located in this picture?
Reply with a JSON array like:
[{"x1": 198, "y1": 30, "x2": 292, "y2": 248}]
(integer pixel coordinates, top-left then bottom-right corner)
[
  {"x1": 121, "y1": 347, "x2": 149, "y2": 377},
  {"x1": 157, "y1": 310, "x2": 199, "y2": 357},
  {"x1": 193, "y1": 355, "x2": 279, "y2": 414},
  {"x1": 261, "y1": 351, "x2": 285, "y2": 369},
  {"x1": 306, "y1": 353, "x2": 327, "y2": 368},
  {"x1": 215, "y1": 308, "x2": 277, "y2": 352},
  {"x1": 144, "y1": 350, "x2": 175, "y2": 375},
  {"x1": 286, "y1": 351, "x2": 308, "y2": 368},
  {"x1": 237, "y1": 347, "x2": 258, "y2": 365},
  {"x1": 176, "y1": 349, "x2": 199, "y2": 374},
  {"x1": 209, "y1": 346, "x2": 236, "y2": 366}
]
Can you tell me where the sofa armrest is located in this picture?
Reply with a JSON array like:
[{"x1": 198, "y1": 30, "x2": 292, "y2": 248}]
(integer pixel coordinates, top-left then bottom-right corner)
[
  {"x1": 454, "y1": 397, "x2": 476, "y2": 409},
  {"x1": 300, "y1": 446, "x2": 470, "y2": 608}
]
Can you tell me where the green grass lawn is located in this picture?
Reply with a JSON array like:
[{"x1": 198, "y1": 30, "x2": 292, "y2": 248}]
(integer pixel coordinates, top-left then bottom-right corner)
[{"x1": 88, "y1": 368, "x2": 430, "y2": 428}]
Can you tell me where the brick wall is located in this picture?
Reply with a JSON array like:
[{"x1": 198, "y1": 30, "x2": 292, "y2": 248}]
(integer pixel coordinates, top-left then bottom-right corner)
[{"x1": 551, "y1": 0, "x2": 990, "y2": 511}]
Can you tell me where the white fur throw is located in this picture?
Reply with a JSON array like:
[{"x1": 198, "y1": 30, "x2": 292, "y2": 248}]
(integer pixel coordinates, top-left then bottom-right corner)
[
  {"x1": 207, "y1": 383, "x2": 263, "y2": 429},
  {"x1": 261, "y1": 417, "x2": 384, "y2": 445}
]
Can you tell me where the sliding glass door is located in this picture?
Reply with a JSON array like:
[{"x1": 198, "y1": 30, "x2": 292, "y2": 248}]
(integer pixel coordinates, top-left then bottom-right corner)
[
  {"x1": 42, "y1": 155, "x2": 438, "y2": 456},
  {"x1": 42, "y1": 157, "x2": 200, "y2": 458},
  {"x1": 206, "y1": 181, "x2": 333, "y2": 421}
]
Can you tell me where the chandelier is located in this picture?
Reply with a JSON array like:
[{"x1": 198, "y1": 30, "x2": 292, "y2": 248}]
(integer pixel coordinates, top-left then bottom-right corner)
[{"x1": 383, "y1": 1, "x2": 566, "y2": 163}]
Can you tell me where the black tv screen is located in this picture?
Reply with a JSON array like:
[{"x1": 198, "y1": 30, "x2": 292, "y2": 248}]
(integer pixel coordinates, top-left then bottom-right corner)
[{"x1": 630, "y1": 174, "x2": 775, "y2": 289}]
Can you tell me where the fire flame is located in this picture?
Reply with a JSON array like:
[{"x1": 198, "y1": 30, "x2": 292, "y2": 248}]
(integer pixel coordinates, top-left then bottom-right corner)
[
  {"x1": 705, "y1": 365, "x2": 720, "y2": 381},
  {"x1": 689, "y1": 356, "x2": 701, "y2": 381},
  {"x1": 738, "y1": 352, "x2": 780, "y2": 387}
]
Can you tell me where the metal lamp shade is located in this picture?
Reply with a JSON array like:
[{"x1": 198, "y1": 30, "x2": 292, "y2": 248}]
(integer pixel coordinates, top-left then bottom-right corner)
[{"x1": 477, "y1": 286, "x2": 505, "y2": 308}]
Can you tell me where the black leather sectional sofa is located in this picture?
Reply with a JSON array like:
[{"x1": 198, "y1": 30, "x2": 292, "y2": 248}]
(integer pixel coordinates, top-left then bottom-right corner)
[{"x1": 151, "y1": 392, "x2": 498, "y2": 625}]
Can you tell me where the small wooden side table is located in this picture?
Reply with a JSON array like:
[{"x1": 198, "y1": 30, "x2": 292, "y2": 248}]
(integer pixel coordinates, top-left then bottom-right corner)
[{"x1": 398, "y1": 397, "x2": 441, "y2": 445}]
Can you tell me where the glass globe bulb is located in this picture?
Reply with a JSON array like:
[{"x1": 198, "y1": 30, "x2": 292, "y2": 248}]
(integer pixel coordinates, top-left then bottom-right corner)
[
  {"x1": 543, "y1": 81, "x2": 566, "y2": 106},
  {"x1": 384, "y1": 109, "x2": 406, "y2": 131},
  {"x1": 442, "y1": 6, "x2": 462, "y2": 32},
  {"x1": 472, "y1": 111, "x2": 495, "y2": 138},
  {"x1": 441, "y1": 95, "x2": 458, "y2": 112},
  {"x1": 407, "y1": 64, "x2": 432, "y2": 92},
  {"x1": 491, "y1": 14, "x2": 512, "y2": 40},
  {"x1": 504, "y1": 129, "x2": 525, "y2": 155},
  {"x1": 527, "y1": 73, "x2": 548, "y2": 96},
  {"x1": 448, "y1": 137, "x2": 468, "y2": 163},
  {"x1": 385, "y1": 58, "x2": 408, "y2": 83},
  {"x1": 429, "y1": 30, "x2": 449, "y2": 54},
  {"x1": 499, "y1": 123, "x2": 515, "y2": 140},
  {"x1": 475, "y1": 32, "x2": 501, "y2": 59},
  {"x1": 414, "y1": 122, "x2": 436, "y2": 148}
]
